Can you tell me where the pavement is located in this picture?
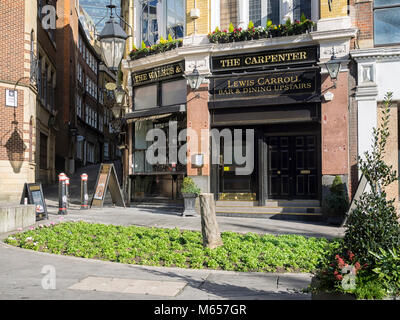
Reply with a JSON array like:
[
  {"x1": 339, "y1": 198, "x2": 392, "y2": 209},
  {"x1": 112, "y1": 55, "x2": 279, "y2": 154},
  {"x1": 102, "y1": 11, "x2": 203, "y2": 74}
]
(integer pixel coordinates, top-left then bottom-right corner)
[{"x1": 0, "y1": 162, "x2": 345, "y2": 300}]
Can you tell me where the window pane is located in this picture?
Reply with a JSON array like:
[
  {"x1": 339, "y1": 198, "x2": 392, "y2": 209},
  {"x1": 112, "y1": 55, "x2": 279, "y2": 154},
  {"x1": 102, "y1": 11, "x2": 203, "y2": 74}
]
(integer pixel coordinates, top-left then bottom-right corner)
[
  {"x1": 161, "y1": 79, "x2": 186, "y2": 106},
  {"x1": 375, "y1": 0, "x2": 400, "y2": 7},
  {"x1": 166, "y1": 0, "x2": 185, "y2": 38},
  {"x1": 249, "y1": 0, "x2": 262, "y2": 27},
  {"x1": 374, "y1": 7, "x2": 400, "y2": 45},
  {"x1": 134, "y1": 84, "x2": 158, "y2": 110},
  {"x1": 293, "y1": 0, "x2": 312, "y2": 21},
  {"x1": 142, "y1": 0, "x2": 159, "y2": 46},
  {"x1": 267, "y1": 0, "x2": 280, "y2": 25}
]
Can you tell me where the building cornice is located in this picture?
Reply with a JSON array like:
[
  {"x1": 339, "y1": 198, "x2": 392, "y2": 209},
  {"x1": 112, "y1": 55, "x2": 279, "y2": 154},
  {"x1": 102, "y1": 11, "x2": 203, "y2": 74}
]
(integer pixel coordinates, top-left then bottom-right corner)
[
  {"x1": 351, "y1": 47, "x2": 400, "y2": 62},
  {"x1": 122, "y1": 28, "x2": 357, "y2": 73},
  {"x1": 310, "y1": 28, "x2": 358, "y2": 42}
]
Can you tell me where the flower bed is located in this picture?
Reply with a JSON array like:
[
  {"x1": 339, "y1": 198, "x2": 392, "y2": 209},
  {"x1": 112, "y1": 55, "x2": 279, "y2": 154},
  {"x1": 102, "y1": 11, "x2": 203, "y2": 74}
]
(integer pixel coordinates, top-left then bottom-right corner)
[
  {"x1": 208, "y1": 18, "x2": 315, "y2": 44},
  {"x1": 4, "y1": 221, "x2": 338, "y2": 273}
]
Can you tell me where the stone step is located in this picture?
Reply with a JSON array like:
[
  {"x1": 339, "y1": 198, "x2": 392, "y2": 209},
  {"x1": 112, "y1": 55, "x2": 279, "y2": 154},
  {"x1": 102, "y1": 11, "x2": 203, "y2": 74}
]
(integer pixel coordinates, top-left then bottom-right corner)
[
  {"x1": 215, "y1": 205, "x2": 321, "y2": 214},
  {"x1": 216, "y1": 199, "x2": 321, "y2": 208},
  {"x1": 215, "y1": 211, "x2": 323, "y2": 222}
]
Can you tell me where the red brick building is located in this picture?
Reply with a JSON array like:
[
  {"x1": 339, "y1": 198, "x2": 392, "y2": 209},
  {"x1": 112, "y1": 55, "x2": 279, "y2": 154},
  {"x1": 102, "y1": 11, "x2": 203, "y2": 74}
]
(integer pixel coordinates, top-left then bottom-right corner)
[{"x1": 0, "y1": 0, "x2": 57, "y2": 201}]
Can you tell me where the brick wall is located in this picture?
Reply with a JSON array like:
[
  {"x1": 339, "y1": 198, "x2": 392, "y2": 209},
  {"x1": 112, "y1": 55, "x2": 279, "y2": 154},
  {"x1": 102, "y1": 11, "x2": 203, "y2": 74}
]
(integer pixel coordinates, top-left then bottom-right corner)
[
  {"x1": 186, "y1": 0, "x2": 210, "y2": 35},
  {"x1": 0, "y1": 0, "x2": 25, "y2": 84},
  {"x1": 354, "y1": 0, "x2": 373, "y2": 47},
  {"x1": 320, "y1": 0, "x2": 348, "y2": 19}
]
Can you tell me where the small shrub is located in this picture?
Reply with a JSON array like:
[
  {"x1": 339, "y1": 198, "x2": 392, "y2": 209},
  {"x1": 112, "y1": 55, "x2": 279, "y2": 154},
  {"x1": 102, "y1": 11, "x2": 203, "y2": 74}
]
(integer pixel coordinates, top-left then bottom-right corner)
[
  {"x1": 181, "y1": 177, "x2": 201, "y2": 195},
  {"x1": 343, "y1": 92, "x2": 400, "y2": 266}
]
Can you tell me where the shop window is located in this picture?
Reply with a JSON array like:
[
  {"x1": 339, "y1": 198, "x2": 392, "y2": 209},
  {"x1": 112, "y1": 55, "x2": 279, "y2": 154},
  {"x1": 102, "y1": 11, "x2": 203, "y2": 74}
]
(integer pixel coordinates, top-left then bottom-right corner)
[
  {"x1": 374, "y1": 0, "x2": 400, "y2": 46},
  {"x1": 161, "y1": 79, "x2": 187, "y2": 106},
  {"x1": 132, "y1": 114, "x2": 187, "y2": 174},
  {"x1": 134, "y1": 84, "x2": 158, "y2": 110}
]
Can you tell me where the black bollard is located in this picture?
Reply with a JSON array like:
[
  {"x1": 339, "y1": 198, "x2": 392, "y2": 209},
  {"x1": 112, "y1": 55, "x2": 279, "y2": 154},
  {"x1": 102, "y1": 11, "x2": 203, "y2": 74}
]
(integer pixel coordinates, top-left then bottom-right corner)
[
  {"x1": 65, "y1": 176, "x2": 70, "y2": 208},
  {"x1": 58, "y1": 173, "x2": 67, "y2": 215},
  {"x1": 81, "y1": 173, "x2": 89, "y2": 210}
]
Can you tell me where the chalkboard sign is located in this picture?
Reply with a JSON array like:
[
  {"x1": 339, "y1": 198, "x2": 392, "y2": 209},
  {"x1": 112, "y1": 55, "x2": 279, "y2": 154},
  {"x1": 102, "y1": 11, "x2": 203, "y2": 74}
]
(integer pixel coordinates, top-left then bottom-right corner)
[
  {"x1": 20, "y1": 183, "x2": 48, "y2": 221},
  {"x1": 90, "y1": 163, "x2": 125, "y2": 208}
]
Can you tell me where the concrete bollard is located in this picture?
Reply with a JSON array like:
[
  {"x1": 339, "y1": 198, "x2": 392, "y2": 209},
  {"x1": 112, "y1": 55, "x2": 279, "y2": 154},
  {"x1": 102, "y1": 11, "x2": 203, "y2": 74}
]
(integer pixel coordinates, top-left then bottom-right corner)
[
  {"x1": 58, "y1": 173, "x2": 68, "y2": 215},
  {"x1": 81, "y1": 173, "x2": 89, "y2": 210}
]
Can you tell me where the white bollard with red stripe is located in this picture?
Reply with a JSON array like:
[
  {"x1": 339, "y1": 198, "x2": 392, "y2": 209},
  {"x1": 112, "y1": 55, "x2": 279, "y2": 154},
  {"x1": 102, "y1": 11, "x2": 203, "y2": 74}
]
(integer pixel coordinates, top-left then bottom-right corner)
[
  {"x1": 81, "y1": 173, "x2": 89, "y2": 210},
  {"x1": 58, "y1": 173, "x2": 67, "y2": 215}
]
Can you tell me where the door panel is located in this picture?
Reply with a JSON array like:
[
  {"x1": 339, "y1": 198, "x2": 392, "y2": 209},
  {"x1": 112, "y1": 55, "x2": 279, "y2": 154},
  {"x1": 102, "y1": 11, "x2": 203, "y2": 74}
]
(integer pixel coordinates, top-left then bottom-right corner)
[{"x1": 267, "y1": 135, "x2": 318, "y2": 199}]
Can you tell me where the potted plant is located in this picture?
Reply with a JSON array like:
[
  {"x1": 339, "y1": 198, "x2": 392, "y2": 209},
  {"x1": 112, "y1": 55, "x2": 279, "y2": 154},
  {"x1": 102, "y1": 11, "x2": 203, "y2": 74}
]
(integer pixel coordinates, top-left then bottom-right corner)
[{"x1": 180, "y1": 177, "x2": 201, "y2": 217}]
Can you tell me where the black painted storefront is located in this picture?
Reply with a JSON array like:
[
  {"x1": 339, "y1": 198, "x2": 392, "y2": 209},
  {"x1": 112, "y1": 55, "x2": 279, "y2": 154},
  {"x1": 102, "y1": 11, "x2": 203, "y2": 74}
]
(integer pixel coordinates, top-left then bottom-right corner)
[{"x1": 208, "y1": 46, "x2": 322, "y2": 204}]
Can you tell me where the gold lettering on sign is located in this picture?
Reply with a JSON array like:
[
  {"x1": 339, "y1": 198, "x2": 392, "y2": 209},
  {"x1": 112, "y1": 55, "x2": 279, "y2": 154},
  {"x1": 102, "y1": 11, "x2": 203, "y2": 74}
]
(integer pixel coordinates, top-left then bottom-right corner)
[
  {"x1": 220, "y1": 58, "x2": 241, "y2": 68},
  {"x1": 215, "y1": 71, "x2": 314, "y2": 98},
  {"x1": 243, "y1": 51, "x2": 308, "y2": 66},
  {"x1": 135, "y1": 74, "x2": 148, "y2": 83}
]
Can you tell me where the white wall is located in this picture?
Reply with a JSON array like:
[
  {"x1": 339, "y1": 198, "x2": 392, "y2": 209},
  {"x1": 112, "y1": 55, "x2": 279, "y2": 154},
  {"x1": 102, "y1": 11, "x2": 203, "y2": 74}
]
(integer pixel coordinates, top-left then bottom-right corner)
[{"x1": 376, "y1": 60, "x2": 400, "y2": 101}]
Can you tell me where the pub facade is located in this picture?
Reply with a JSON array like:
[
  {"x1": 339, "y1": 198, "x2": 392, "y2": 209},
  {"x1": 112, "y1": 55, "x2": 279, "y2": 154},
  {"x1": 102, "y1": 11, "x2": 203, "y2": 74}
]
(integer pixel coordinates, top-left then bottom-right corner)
[{"x1": 121, "y1": 0, "x2": 358, "y2": 219}]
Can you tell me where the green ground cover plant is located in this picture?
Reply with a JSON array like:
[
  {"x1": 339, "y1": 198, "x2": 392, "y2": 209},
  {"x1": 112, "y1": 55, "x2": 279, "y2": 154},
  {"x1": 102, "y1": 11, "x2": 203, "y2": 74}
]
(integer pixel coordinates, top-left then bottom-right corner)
[{"x1": 5, "y1": 221, "x2": 338, "y2": 273}]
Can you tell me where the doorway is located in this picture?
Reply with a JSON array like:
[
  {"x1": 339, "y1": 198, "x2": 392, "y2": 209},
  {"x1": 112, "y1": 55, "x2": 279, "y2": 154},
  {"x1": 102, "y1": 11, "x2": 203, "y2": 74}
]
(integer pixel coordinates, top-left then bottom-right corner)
[{"x1": 266, "y1": 135, "x2": 318, "y2": 199}]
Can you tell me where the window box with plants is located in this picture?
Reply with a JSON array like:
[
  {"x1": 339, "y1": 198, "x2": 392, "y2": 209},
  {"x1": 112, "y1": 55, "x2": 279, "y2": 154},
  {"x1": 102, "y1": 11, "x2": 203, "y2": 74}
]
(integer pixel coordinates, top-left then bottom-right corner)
[
  {"x1": 180, "y1": 177, "x2": 201, "y2": 217},
  {"x1": 208, "y1": 15, "x2": 315, "y2": 44},
  {"x1": 129, "y1": 35, "x2": 183, "y2": 61}
]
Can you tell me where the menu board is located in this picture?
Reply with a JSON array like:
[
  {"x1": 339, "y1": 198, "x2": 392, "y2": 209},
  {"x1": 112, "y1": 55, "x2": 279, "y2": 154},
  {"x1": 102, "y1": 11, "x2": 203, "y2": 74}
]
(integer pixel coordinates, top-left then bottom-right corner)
[
  {"x1": 90, "y1": 163, "x2": 126, "y2": 208},
  {"x1": 20, "y1": 183, "x2": 48, "y2": 221}
]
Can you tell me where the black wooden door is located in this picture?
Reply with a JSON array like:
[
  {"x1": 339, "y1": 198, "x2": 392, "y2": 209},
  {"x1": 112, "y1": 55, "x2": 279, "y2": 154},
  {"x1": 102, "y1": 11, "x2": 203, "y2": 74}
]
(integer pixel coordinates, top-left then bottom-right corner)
[{"x1": 267, "y1": 135, "x2": 317, "y2": 199}]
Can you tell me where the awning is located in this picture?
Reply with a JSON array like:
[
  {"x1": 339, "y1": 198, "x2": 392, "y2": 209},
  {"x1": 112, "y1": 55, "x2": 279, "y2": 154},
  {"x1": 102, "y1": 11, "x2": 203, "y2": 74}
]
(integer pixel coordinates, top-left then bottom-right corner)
[
  {"x1": 124, "y1": 104, "x2": 186, "y2": 123},
  {"x1": 126, "y1": 113, "x2": 172, "y2": 123}
]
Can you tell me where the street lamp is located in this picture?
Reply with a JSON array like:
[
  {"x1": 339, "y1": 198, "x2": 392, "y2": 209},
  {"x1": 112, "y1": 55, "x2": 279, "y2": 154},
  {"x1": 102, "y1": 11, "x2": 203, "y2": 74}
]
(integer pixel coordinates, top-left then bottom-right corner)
[
  {"x1": 98, "y1": 4, "x2": 129, "y2": 72},
  {"x1": 114, "y1": 85, "x2": 126, "y2": 105},
  {"x1": 185, "y1": 67, "x2": 205, "y2": 91},
  {"x1": 325, "y1": 48, "x2": 341, "y2": 85},
  {"x1": 112, "y1": 104, "x2": 122, "y2": 118}
]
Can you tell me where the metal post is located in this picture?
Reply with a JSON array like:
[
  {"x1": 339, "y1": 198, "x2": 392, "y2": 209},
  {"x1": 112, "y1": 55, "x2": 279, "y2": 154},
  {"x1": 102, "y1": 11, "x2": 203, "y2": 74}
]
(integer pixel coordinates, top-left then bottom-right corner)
[
  {"x1": 81, "y1": 173, "x2": 89, "y2": 210},
  {"x1": 65, "y1": 176, "x2": 70, "y2": 208},
  {"x1": 58, "y1": 173, "x2": 67, "y2": 215}
]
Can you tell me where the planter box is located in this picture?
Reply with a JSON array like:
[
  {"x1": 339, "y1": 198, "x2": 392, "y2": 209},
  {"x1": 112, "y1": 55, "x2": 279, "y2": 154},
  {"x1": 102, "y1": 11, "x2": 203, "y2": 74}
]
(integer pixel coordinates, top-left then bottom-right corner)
[{"x1": 180, "y1": 193, "x2": 198, "y2": 217}]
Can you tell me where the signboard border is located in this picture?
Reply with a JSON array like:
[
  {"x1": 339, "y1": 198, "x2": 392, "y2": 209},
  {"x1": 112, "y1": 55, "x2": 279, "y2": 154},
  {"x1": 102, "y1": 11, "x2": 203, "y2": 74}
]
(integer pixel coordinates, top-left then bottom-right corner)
[
  {"x1": 211, "y1": 45, "x2": 319, "y2": 72},
  {"x1": 131, "y1": 60, "x2": 185, "y2": 87},
  {"x1": 20, "y1": 182, "x2": 48, "y2": 221}
]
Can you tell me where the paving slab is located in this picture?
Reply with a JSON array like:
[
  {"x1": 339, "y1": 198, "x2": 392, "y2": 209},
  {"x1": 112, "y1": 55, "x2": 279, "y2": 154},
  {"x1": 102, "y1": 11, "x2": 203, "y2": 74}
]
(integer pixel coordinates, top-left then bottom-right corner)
[{"x1": 0, "y1": 241, "x2": 312, "y2": 300}]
